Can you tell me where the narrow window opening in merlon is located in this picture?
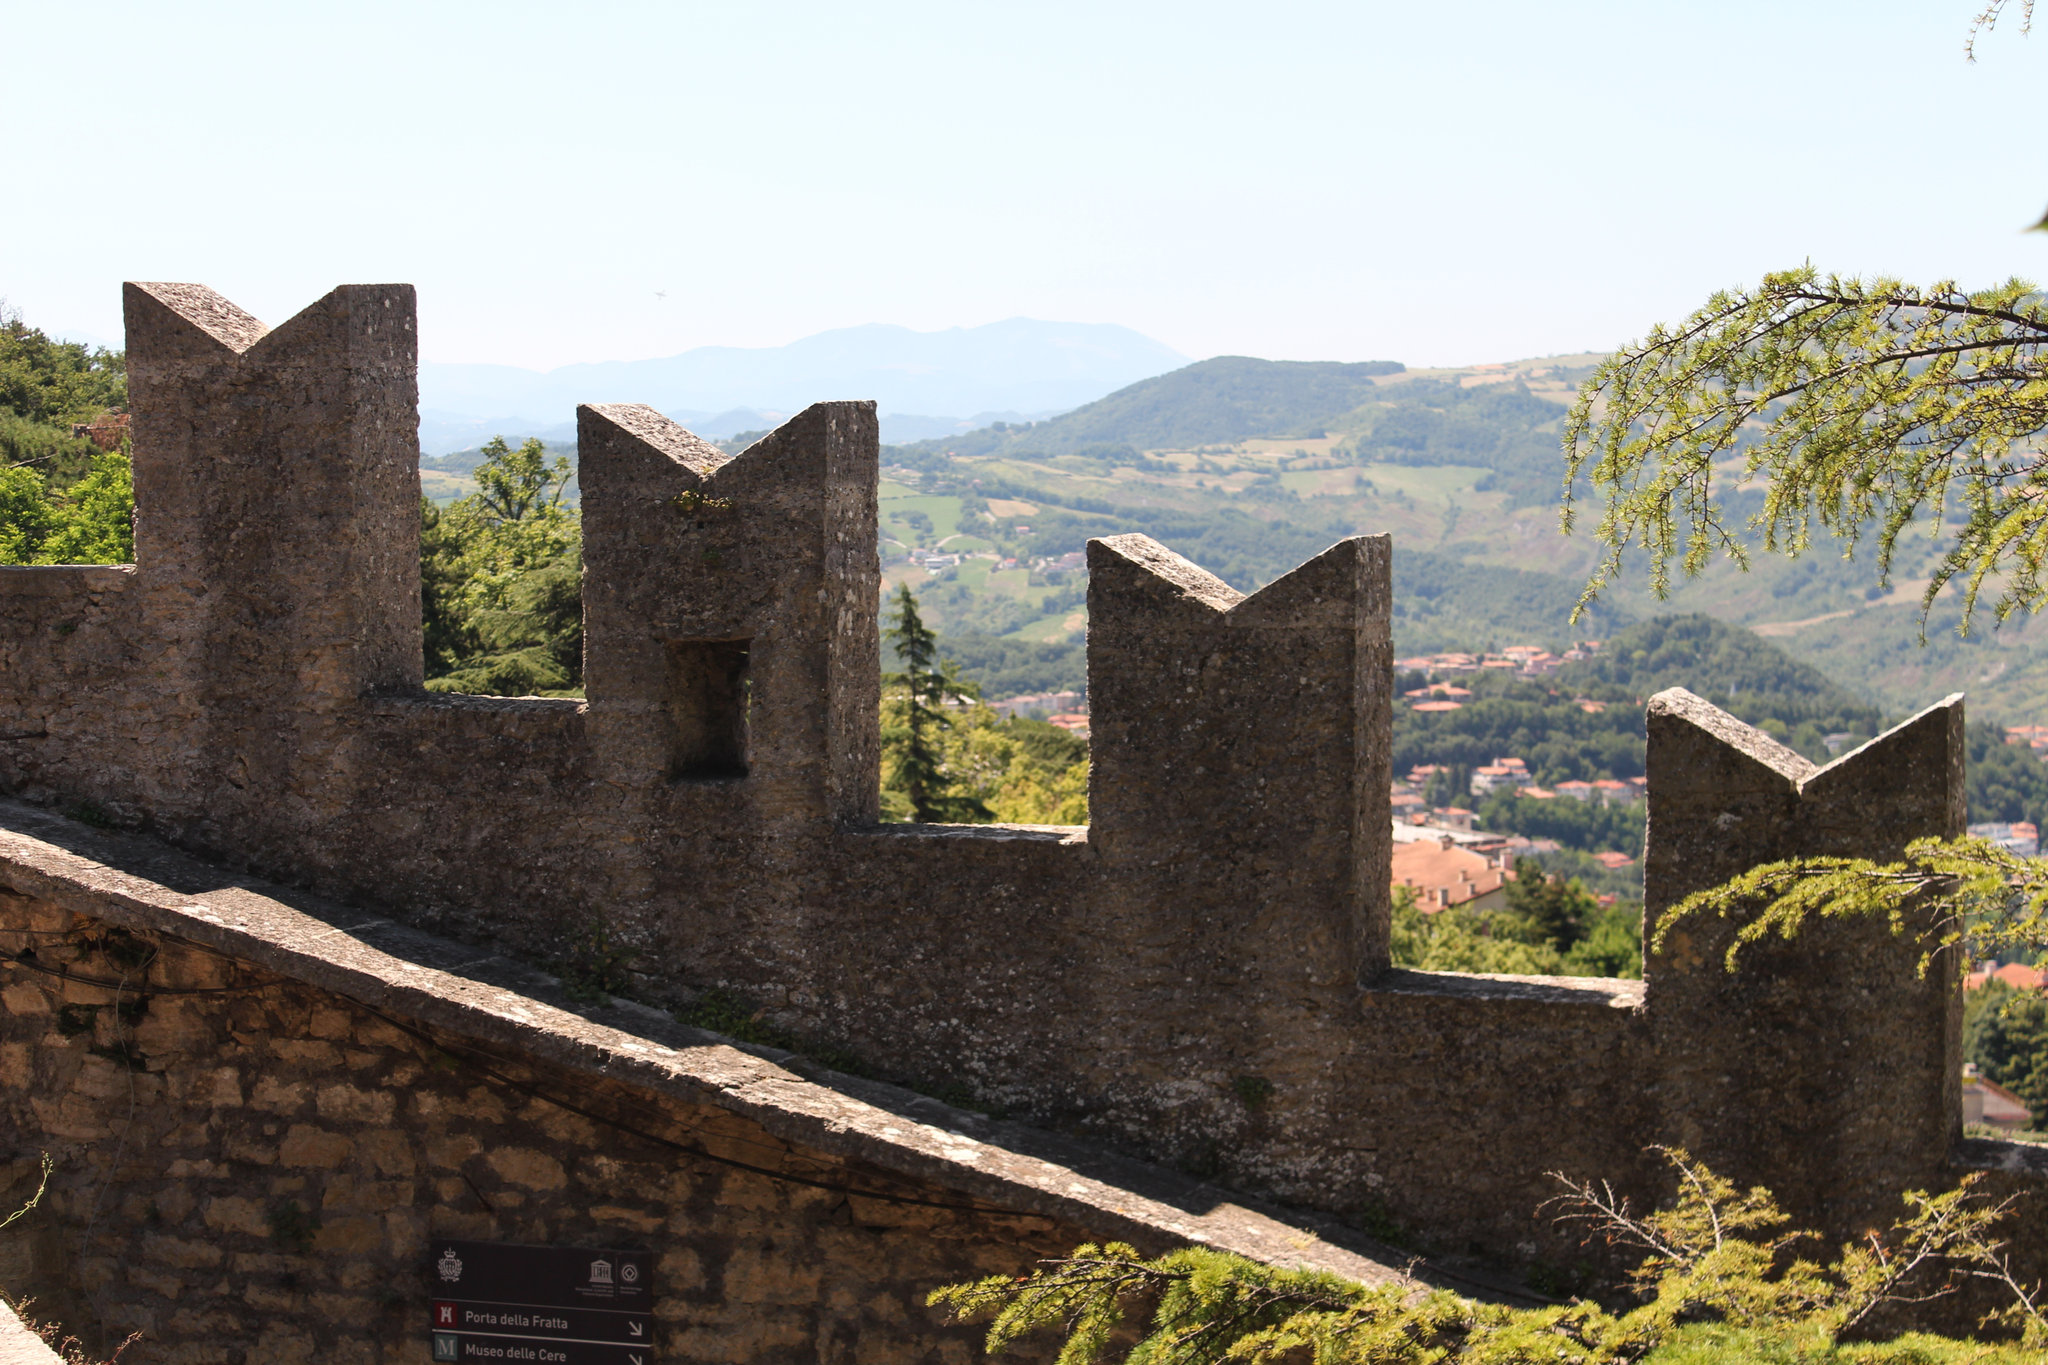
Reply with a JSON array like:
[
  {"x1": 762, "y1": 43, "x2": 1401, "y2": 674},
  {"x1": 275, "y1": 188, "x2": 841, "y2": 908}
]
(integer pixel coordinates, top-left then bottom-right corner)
[{"x1": 667, "y1": 638, "x2": 751, "y2": 781}]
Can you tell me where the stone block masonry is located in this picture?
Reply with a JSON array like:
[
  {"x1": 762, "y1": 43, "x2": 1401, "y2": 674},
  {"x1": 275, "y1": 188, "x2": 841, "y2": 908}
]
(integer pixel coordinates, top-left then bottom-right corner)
[
  {"x1": 0, "y1": 804, "x2": 1413, "y2": 1363},
  {"x1": 1, "y1": 282, "x2": 2044, "y2": 1324}
]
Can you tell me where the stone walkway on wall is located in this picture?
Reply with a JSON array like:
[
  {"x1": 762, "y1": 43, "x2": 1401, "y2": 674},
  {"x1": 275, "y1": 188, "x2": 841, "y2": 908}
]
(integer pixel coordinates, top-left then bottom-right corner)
[{"x1": 0, "y1": 798, "x2": 1491, "y2": 1304}]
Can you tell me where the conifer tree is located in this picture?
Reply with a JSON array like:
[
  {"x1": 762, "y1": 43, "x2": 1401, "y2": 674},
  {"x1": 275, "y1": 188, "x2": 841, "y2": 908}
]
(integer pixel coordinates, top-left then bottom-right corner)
[
  {"x1": 419, "y1": 436, "x2": 583, "y2": 697},
  {"x1": 882, "y1": 585, "x2": 986, "y2": 823}
]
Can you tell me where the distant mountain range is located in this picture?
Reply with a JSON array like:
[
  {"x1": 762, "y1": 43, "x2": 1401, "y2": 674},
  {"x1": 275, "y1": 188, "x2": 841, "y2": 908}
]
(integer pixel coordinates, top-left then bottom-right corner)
[{"x1": 416, "y1": 318, "x2": 1189, "y2": 455}]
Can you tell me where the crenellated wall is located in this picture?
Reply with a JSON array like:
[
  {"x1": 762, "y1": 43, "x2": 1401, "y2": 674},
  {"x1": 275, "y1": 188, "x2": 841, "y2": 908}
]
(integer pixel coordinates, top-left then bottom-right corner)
[{"x1": 1, "y1": 282, "x2": 2037, "y2": 1285}]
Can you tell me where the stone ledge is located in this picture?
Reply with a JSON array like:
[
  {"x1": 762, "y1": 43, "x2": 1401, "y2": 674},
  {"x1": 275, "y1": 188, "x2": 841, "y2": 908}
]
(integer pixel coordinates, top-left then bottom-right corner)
[
  {"x1": 1955, "y1": 1136, "x2": 2048, "y2": 1178},
  {"x1": 850, "y1": 822, "x2": 1089, "y2": 844},
  {"x1": 1372, "y1": 967, "x2": 1645, "y2": 1009},
  {"x1": 361, "y1": 691, "x2": 587, "y2": 717},
  {"x1": 0, "y1": 1301, "x2": 62, "y2": 1365},
  {"x1": 0, "y1": 565, "x2": 135, "y2": 598},
  {"x1": 0, "y1": 797, "x2": 1434, "y2": 1294}
]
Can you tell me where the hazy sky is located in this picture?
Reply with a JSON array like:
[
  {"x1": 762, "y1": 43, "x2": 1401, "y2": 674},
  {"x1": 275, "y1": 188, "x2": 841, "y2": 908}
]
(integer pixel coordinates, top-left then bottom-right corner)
[{"x1": 8, "y1": 1, "x2": 2044, "y2": 370}]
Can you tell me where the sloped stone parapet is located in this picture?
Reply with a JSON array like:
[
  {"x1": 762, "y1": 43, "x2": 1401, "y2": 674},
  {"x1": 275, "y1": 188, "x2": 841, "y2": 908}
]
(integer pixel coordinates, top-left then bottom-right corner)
[{"x1": 0, "y1": 797, "x2": 1423, "y2": 1361}]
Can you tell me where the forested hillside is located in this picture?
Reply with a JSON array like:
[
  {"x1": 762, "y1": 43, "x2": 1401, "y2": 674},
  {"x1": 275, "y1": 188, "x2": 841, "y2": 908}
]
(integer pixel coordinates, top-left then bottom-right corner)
[
  {"x1": 1557, "y1": 615, "x2": 1882, "y2": 753},
  {"x1": 891, "y1": 356, "x2": 1405, "y2": 458},
  {"x1": 0, "y1": 306, "x2": 133, "y2": 565},
  {"x1": 1394, "y1": 612, "x2": 2048, "y2": 889},
  {"x1": 1341, "y1": 377, "x2": 1578, "y2": 507}
]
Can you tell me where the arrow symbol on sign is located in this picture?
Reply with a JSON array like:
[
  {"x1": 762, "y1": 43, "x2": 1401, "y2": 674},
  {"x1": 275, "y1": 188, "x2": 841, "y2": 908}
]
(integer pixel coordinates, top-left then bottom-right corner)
[
  {"x1": 629, "y1": 1324, "x2": 644, "y2": 1338},
  {"x1": 630, "y1": 1356, "x2": 644, "y2": 1365}
]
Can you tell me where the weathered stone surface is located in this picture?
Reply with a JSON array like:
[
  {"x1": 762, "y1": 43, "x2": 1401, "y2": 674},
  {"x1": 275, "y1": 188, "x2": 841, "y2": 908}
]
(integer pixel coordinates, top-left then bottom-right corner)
[
  {"x1": 0, "y1": 1299, "x2": 63, "y2": 1365},
  {"x1": 1644, "y1": 689, "x2": 1968, "y2": 1233},
  {"x1": 0, "y1": 814, "x2": 1429, "y2": 1361},
  {"x1": 0, "y1": 281, "x2": 2036, "y2": 1338}
]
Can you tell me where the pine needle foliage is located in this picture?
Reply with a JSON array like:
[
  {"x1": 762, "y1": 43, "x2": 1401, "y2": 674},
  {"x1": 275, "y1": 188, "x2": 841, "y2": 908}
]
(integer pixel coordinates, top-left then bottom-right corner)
[
  {"x1": 1561, "y1": 267, "x2": 2048, "y2": 629},
  {"x1": 882, "y1": 584, "x2": 991, "y2": 823},
  {"x1": 1967, "y1": 2, "x2": 2036, "y2": 64},
  {"x1": 931, "y1": 1151, "x2": 2046, "y2": 1363},
  {"x1": 1650, "y1": 836, "x2": 2048, "y2": 978}
]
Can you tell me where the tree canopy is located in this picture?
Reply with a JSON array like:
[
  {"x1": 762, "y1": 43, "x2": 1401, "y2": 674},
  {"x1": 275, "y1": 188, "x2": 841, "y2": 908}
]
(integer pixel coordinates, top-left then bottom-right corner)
[
  {"x1": 1564, "y1": 268, "x2": 2048, "y2": 627},
  {"x1": 422, "y1": 436, "x2": 583, "y2": 696},
  {"x1": 0, "y1": 305, "x2": 133, "y2": 567},
  {"x1": 934, "y1": 1148, "x2": 2047, "y2": 1361},
  {"x1": 0, "y1": 305, "x2": 125, "y2": 428}
]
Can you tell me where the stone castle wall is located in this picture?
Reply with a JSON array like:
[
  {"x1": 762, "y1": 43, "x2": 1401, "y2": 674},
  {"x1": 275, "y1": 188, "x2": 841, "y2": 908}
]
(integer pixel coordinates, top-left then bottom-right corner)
[
  {"x1": 0, "y1": 807, "x2": 1418, "y2": 1365},
  {"x1": 0, "y1": 282, "x2": 2038, "y2": 1283},
  {"x1": 0, "y1": 898, "x2": 1086, "y2": 1365}
]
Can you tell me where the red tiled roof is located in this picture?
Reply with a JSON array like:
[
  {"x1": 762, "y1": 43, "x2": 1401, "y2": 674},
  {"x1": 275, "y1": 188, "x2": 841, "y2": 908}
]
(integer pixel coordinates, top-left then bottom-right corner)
[
  {"x1": 1973, "y1": 963, "x2": 2047, "y2": 992},
  {"x1": 1391, "y1": 840, "x2": 1510, "y2": 911}
]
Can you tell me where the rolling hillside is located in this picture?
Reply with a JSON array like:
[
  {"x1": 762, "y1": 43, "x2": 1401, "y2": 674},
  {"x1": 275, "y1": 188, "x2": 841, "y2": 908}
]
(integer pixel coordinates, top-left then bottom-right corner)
[
  {"x1": 414, "y1": 343, "x2": 2048, "y2": 736},
  {"x1": 893, "y1": 356, "x2": 1405, "y2": 456}
]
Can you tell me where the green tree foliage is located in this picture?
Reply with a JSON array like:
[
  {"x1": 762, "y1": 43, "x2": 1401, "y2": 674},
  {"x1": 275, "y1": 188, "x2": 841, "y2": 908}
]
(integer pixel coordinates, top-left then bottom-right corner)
[
  {"x1": 1964, "y1": 980, "x2": 2048, "y2": 1120},
  {"x1": 1391, "y1": 875, "x2": 1642, "y2": 978},
  {"x1": 1661, "y1": 835, "x2": 2048, "y2": 1129},
  {"x1": 1964, "y1": 723, "x2": 2048, "y2": 826},
  {"x1": 881, "y1": 586, "x2": 1090, "y2": 823},
  {"x1": 1476, "y1": 792, "x2": 1646, "y2": 861},
  {"x1": 932, "y1": 1149, "x2": 2045, "y2": 1362},
  {"x1": 1394, "y1": 549, "x2": 1634, "y2": 654},
  {"x1": 1407, "y1": 616, "x2": 2040, "y2": 845},
  {"x1": 922, "y1": 632, "x2": 1087, "y2": 698},
  {"x1": 0, "y1": 306, "x2": 125, "y2": 427},
  {"x1": 1394, "y1": 675, "x2": 1647, "y2": 785},
  {"x1": 422, "y1": 436, "x2": 583, "y2": 696},
  {"x1": 931, "y1": 709, "x2": 1089, "y2": 825},
  {"x1": 34, "y1": 453, "x2": 133, "y2": 564},
  {"x1": 896, "y1": 357, "x2": 1406, "y2": 459},
  {"x1": 0, "y1": 305, "x2": 133, "y2": 567},
  {"x1": 0, "y1": 452, "x2": 133, "y2": 566},
  {"x1": 0, "y1": 466, "x2": 60, "y2": 563},
  {"x1": 1507, "y1": 857, "x2": 1603, "y2": 951},
  {"x1": 0, "y1": 410, "x2": 111, "y2": 491},
  {"x1": 1566, "y1": 899, "x2": 1647, "y2": 980},
  {"x1": 883, "y1": 585, "x2": 989, "y2": 823},
  {"x1": 1391, "y1": 883, "x2": 1568, "y2": 975},
  {"x1": 1562, "y1": 267, "x2": 2048, "y2": 628},
  {"x1": 1652, "y1": 836, "x2": 2048, "y2": 982}
]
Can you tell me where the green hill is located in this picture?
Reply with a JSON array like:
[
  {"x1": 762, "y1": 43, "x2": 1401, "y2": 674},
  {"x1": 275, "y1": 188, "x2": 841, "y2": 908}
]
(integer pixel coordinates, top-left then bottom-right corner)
[
  {"x1": 1396, "y1": 549, "x2": 1631, "y2": 655},
  {"x1": 896, "y1": 356, "x2": 1404, "y2": 458},
  {"x1": 403, "y1": 344, "x2": 2048, "y2": 743},
  {"x1": 1558, "y1": 615, "x2": 1882, "y2": 754},
  {"x1": 1340, "y1": 379, "x2": 1570, "y2": 507}
]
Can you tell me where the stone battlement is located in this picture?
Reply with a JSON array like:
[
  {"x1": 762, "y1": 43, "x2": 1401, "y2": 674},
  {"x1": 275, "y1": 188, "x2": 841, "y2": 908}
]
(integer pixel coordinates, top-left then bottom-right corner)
[{"x1": 1, "y1": 283, "x2": 2039, "y2": 1292}]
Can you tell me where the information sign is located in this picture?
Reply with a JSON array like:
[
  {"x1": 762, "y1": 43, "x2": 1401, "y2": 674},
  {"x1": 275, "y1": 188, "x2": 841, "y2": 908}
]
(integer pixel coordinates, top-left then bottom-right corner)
[{"x1": 428, "y1": 1239, "x2": 654, "y2": 1365}]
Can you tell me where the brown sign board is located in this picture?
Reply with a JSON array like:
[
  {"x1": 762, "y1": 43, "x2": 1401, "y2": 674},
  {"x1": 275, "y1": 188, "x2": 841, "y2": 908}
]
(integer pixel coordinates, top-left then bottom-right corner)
[{"x1": 428, "y1": 1240, "x2": 653, "y2": 1365}]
